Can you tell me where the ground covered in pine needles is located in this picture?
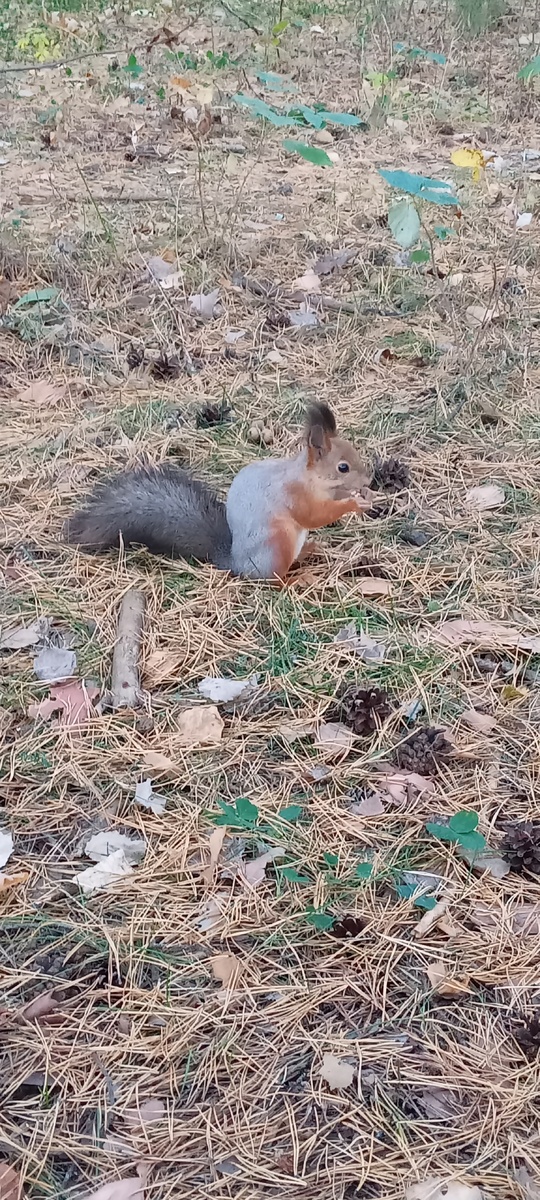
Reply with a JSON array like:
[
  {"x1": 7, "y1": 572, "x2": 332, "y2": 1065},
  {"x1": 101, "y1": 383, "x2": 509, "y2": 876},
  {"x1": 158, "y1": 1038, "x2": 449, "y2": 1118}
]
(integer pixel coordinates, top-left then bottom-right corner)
[{"x1": 2, "y1": 1, "x2": 540, "y2": 1198}]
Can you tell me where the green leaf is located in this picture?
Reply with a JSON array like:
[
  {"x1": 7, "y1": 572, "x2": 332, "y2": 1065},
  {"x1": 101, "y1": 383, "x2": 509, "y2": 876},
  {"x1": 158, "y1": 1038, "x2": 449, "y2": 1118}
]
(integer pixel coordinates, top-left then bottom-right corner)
[
  {"x1": 425, "y1": 821, "x2": 458, "y2": 842},
  {"x1": 414, "y1": 894, "x2": 438, "y2": 910},
  {"x1": 379, "y1": 168, "x2": 459, "y2": 207},
  {"x1": 388, "y1": 197, "x2": 421, "y2": 249},
  {"x1": 458, "y1": 830, "x2": 486, "y2": 853},
  {"x1": 282, "y1": 139, "x2": 332, "y2": 167},
  {"x1": 518, "y1": 55, "x2": 540, "y2": 80},
  {"x1": 449, "y1": 810, "x2": 478, "y2": 835},
  {"x1": 396, "y1": 882, "x2": 416, "y2": 899},
  {"x1": 278, "y1": 804, "x2": 303, "y2": 823},
  {"x1": 324, "y1": 852, "x2": 339, "y2": 867},
  {"x1": 410, "y1": 247, "x2": 430, "y2": 263},
  {"x1": 14, "y1": 286, "x2": 60, "y2": 307},
  {"x1": 257, "y1": 71, "x2": 297, "y2": 92},
  {"x1": 279, "y1": 866, "x2": 311, "y2": 884},
  {"x1": 306, "y1": 908, "x2": 335, "y2": 930},
  {"x1": 272, "y1": 18, "x2": 289, "y2": 34},
  {"x1": 232, "y1": 93, "x2": 293, "y2": 126},
  {"x1": 355, "y1": 862, "x2": 373, "y2": 880},
  {"x1": 434, "y1": 225, "x2": 454, "y2": 240},
  {"x1": 215, "y1": 800, "x2": 239, "y2": 825},
  {"x1": 318, "y1": 110, "x2": 365, "y2": 127},
  {"x1": 288, "y1": 104, "x2": 325, "y2": 129},
  {"x1": 235, "y1": 796, "x2": 259, "y2": 824}
]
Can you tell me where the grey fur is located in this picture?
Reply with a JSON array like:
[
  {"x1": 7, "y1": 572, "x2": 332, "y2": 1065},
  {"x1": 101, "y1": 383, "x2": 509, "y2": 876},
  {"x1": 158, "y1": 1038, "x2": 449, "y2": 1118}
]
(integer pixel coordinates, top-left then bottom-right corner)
[
  {"x1": 226, "y1": 452, "x2": 306, "y2": 579},
  {"x1": 63, "y1": 464, "x2": 232, "y2": 568}
]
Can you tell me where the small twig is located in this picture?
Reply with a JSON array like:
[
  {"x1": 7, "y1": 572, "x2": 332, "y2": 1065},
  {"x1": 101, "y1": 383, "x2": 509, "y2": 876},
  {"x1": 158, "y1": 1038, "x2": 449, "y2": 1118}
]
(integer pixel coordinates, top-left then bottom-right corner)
[
  {"x1": 74, "y1": 162, "x2": 118, "y2": 256},
  {"x1": 111, "y1": 588, "x2": 146, "y2": 710},
  {"x1": 219, "y1": 0, "x2": 262, "y2": 35},
  {"x1": 188, "y1": 130, "x2": 209, "y2": 235},
  {"x1": 0, "y1": 48, "x2": 119, "y2": 74},
  {"x1": 231, "y1": 270, "x2": 400, "y2": 317}
]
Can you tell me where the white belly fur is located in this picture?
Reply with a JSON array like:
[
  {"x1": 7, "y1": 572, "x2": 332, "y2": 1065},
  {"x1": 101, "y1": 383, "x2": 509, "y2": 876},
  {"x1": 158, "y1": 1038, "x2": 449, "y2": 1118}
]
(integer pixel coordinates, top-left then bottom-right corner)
[{"x1": 293, "y1": 527, "x2": 308, "y2": 562}]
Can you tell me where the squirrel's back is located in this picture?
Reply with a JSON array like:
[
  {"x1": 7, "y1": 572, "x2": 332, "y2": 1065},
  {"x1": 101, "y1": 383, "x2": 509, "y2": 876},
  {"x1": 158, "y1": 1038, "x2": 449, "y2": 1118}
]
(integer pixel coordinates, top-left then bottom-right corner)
[{"x1": 63, "y1": 464, "x2": 232, "y2": 567}]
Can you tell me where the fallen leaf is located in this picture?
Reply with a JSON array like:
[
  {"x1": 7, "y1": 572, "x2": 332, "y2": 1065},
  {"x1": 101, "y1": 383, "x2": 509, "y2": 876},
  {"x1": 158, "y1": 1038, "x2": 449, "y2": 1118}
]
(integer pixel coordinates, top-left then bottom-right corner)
[
  {"x1": 84, "y1": 831, "x2": 147, "y2": 865},
  {"x1": 122, "y1": 1099, "x2": 165, "y2": 1130},
  {"x1": 459, "y1": 850, "x2": 510, "y2": 878},
  {"x1": 177, "y1": 705, "x2": 224, "y2": 747},
  {"x1": 425, "y1": 961, "x2": 471, "y2": 996},
  {"x1": 0, "y1": 617, "x2": 50, "y2": 650},
  {"x1": 471, "y1": 903, "x2": 540, "y2": 934},
  {"x1": 266, "y1": 349, "x2": 286, "y2": 365},
  {"x1": 146, "y1": 255, "x2": 176, "y2": 281},
  {"x1": 516, "y1": 211, "x2": 533, "y2": 229},
  {"x1": 278, "y1": 719, "x2": 316, "y2": 743},
  {"x1": 19, "y1": 380, "x2": 65, "y2": 407},
  {"x1": 415, "y1": 1089, "x2": 460, "y2": 1120},
  {"x1": 333, "y1": 623, "x2": 385, "y2": 660},
  {"x1": 202, "y1": 826, "x2": 226, "y2": 885},
  {"x1": 466, "y1": 304, "x2": 498, "y2": 328},
  {"x1": 159, "y1": 271, "x2": 183, "y2": 291},
  {"x1": 189, "y1": 288, "x2": 221, "y2": 320},
  {"x1": 451, "y1": 146, "x2": 488, "y2": 182},
  {"x1": 0, "y1": 279, "x2": 19, "y2": 313},
  {"x1": 461, "y1": 709, "x2": 497, "y2": 732},
  {"x1": 0, "y1": 1163, "x2": 23, "y2": 1200},
  {"x1": 306, "y1": 763, "x2": 332, "y2": 781},
  {"x1": 386, "y1": 116, "x2": 407, "y2": 133},
  {"x1": 74, "y1": 849, "x2": 133, "y2": 895},
  {"x1": 216, "y1": 1160, "x2": 241, "y2": 1177},
  {"x1": 33, "y1": 646, "x2": 77, "y2": 683},
  {"x1": 197, "y1": 892, "x2": 229, "y2": 932},
  {"x1": 238, "y1": 846, "x2": 285, "y2": 888},
  {"x1": 288, "y1": 308, "x2": 319, "y2": 327},
  {"x1": 414, "y1": 898, "x2": 449, "y2": 939},
  {"x1": 197, "y1": 674, "x2": 258, "y2": 703},
  {"x1": 355, "y1": 577, "x2": 393, "y2": 597},
  {"x1": 374, "y1": 770, "x2": 435, "y2": 804},
  {"x1": 79, "y1": 1164, "x2": 148, "y2": 1200},
  {"x1": 210, "y1": 953, "x2": 242, "y2": 987},
  {"x1": 433, "y1": 620, "x2": 540, "y2": 654},
  {"x1": 320, "y1": 1052, "x2": 355, "y2": 1091},
  {"x1": 141, "y1": 751, "x2": 177, "y2": 774},
  {"x1": 315, "y1": 722, "x2": 354, "y2": 758},
  {"x1": 20, "y1": 990, "x2": 62, "y2": 1022},
  {"x1": 0, "y1": 830, "x2": 13, "y2": 870},
  {"x1": 406, "y1": 1178, "x2": 482, "y2": 1200},
  {"x1": 134, "y1": 779, "x2": 167, "y2": 816},
  {"x1": 225, "y1": 329, "x2": 247, "y2": 344},
  {"x1": 465, "y1": 484, "x2": 505, "y2": 510},
  {"x1": 501, "y1": 683, "x2": 528, "y2": 702},
  {"x1": 350, "y1": 792, "x2": 385, "y2": 816},
  {"x1": 291, "y1": 268, "x2": 321, "y2": 293},
  {"x1": 0, "y1": 871, "x2": 29, "y2": 893},
  {"x1": 28, "y1": 680, "x2": 99, "y2": 727},
  {"x1": 516, "y1": 1168, "x2": 540, "y2": 1200},
  {"x1": 313, "y1": 248, "x2": 357, "y2": 275}
]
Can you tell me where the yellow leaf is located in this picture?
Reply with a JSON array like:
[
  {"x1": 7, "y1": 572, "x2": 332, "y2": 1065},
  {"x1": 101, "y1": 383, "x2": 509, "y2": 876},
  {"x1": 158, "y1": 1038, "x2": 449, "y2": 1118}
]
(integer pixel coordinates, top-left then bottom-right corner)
[
  {"x1": 170, "y1": 75, "x2": 191, "y2": 89},
  {"x1": 451, "y1": 147, "x2": 486, "y2": 183}
]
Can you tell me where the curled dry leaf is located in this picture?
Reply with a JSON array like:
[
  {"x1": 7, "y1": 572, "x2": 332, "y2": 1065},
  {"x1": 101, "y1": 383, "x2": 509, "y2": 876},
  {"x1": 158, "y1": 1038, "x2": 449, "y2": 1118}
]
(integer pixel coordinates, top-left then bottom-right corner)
[
  {"x1": 0, "y1": 830, "x2": 13, "y2": 870},
  {"x1": 471, "y1": 902, "x2": 540, "y2": 934},
  {"x1": 291, "y1": 268, "x2": 321, "y2": 293},
  {"x1": 197, "y1": 675, "x2": 258, "y2": 703},
  {"x1": 0, "y1": 1163, "x2": 23, "y2": 1200},
  {"x1": 315, "y1": 722, "x2": 354, "y2": 759},
  {"x1": 355, "y1": 577, "x2": 393, "y2": 597},
  {"x1": 414, "y1": 898, "x2": 449, "y2": 939},
  {"x1": 432, "y1": 620, "x2": 540, "y2": 654},
  {"x1": 19, "y1": 380, "x2": 66, "y2": 407},
  {"x1": 122, "y1": 1099, "x2": 165, "y2": 1130},
  {"x1": 461, "y1": 709, "x2": 496, "y2": 732},
  {"x1": 134, "y1": 779, "x2": 167, "y2": 816},
  {"x1": 20, "y1": 989, "x2": 62, "y2": 1022},
  {"x1": 210, "y1": 953, "x2": 242, "y2": 987},
  {"x1": 74, "y1": 849, "x2": 133, "y2": 895},
  {"x1": 465, "y1": 484, "x2": 505, "y2": 510},
  {"x1": 202, "y1": 826, "x2": 226, "y2": 885},
  {"x1": 33, "y1": 646, "x2": 77, "y2": 683},
  {"x1": 406, "y1": 1178, "x2": 482, "y2": 1200},
  {"x1": 374, "y1": 770, "x2": 435, "y2": 805},
  {"x1": 79, "y1": 1163, "x2": 149, "y2": 1200},
  {"x1": 320, "y1": 1052, "x2": 355, "y2": 1091},
  {"x1": 350, "y1": 792, "x2": 385, "y2": 816},
  {"x1": 197, "y1": 891, "x2": 229, "y2": 933},
  {"x1": 465, "y1": 304, "x2": 499, "y2": 328},
  {"x1": 189, "y1": 288, "x2": 221, "y2": 320},
  {"x1": 177, "y1": 705, "x2": 224, "y2": 747},
  {"x1": 28, "y1": 680, "x2": 99, "y2": 727},
  {"x1": 84, "y1": 831, "x2": 147, "y2": 866},
  {"x1": 0, "y1": 617, "x2": 50, "y2": 650},
  {"x1": 425, "y1": 961, "x2": 471, "y2": 996},
  {"x1": 141, "y1": 751, "x2": 177, "y2": 774}
]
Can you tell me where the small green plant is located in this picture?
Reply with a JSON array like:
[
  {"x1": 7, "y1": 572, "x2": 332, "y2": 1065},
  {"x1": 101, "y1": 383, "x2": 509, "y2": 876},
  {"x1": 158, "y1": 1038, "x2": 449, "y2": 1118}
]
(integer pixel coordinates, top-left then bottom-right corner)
[
  {"x1": 381, "y1": 168, "x2": 459, "y2": 270},
  {"x1": 214, "y1": 797, "x2": 259, "y2": 828},
  {"x1": 279, "y1": 866, "x2": 312, "y2": 884},
  {"x1": 305, "y1": 906, "x2": 334, "y2": 930},
  {"x1": 123, "y1": 52, "x2": 143, "y2": 78},
  {"x1": 426, "y1": 809, "x2": 486, "y2": 854},
  {"x1": 282, "y1": 138, "x2": 332, "y2": 166},
  {"x1": 518, "y1": 56, "x2": 540, "y2": 82},
  {"x1": 396, "y1": 883, "x2": 438, "y2": 910}
]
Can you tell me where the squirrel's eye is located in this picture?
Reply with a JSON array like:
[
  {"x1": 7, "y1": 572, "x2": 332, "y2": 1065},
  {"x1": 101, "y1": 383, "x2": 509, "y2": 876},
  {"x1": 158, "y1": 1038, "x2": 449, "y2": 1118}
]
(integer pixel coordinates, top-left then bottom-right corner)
[{"x1": 337, "y1": 462, "x2": 350, "y2": 474}]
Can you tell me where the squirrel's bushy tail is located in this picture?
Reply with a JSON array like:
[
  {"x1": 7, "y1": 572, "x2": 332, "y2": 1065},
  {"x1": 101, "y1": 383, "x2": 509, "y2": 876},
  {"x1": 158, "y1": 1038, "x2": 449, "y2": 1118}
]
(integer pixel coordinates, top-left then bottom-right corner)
[{"x1": 63, "y1": 464, "x2": 232, "y2": 568}]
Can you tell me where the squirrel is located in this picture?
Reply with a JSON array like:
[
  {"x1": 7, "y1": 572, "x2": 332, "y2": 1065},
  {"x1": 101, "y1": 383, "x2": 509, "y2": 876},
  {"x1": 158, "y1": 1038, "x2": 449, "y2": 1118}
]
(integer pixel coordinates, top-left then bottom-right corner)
[{"x1": 63, "y1": 402, "x2": 373, "y2": 580}]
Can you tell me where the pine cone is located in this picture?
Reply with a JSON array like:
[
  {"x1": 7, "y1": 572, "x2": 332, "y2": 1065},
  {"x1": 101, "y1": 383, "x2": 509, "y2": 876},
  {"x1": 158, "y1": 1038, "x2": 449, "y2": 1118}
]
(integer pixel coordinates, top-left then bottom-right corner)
[
  {"x1": 340, "y1": 687, "x2": 392, "y2": 737},
  {"x1": 126, "y1": 343, "x2": 145, "y2": 370},
  {"x1": 501, "y1": 821, "x2": 540, "y2": 874},
  {"x1": 512, "y1": 1014, "x2": 540, "y2": 1059},
  {"x1": 371, "y1": 457, "x2": 411, "y2": 493},
  {"x1": 265, "y1": 307, "x2": 289, "y2": 331},
  {"x1": 395, "y1": 726, "x2": 451, "y2": 774},
  {"x1": 195, "y1": 402, "x2": 231, "y2": 429},
  {"x1": 150, "y1": 351, "x2": 181, "y2": 381},
  {"x1": 330, "y1": 915, "x2": 366, "y2": 940}
]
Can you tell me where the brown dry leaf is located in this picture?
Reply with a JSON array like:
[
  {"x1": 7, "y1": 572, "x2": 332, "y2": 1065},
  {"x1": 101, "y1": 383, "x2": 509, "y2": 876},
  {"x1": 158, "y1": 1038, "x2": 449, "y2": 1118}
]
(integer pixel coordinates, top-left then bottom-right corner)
[
  {"x1": 292, "y1": 268, "x2": 321, "y2": 293},
  {"x1": 19, "y1": 380, "x2": 66, "y2": 407},
  {"x1": 0, "y1": 871, "x2": 29, "y2": 893},
  {"x1": 374, "y1": 770, "x2": 435, "y2": 805},
  {"x1": 516, "y1": 1167, "x2": 540, "y2": 1200},
  {"x1": 122, "y1": 1099, "x2": 165, "y2": 1131},
  {"x1": 177, "y1": 705, "x2": 224, "y2": 747},
  {"x1": 80, "y1": 1163, "x2": 149, "y2": 1200},
  {"x1": 471, "y1": 903, "x2": 540, "y2": 934},
  {"x1": 238, "y1": 847, "x2": 284, "y2": 888},
  {"x1": 210, "y1": 953, "x2": 242, "y2": 987},
  {"x1": 197, "y1": 892, "x2": 229, "y2": 932},
  {"x1": 465, "y1": 304, "x2": 499, "y2": 328},
  {"x1": 433, "y1": 620, "x2": 540, "y2": 654},
  {"x1": 414, "y1": 898, "x2": 449, "y2": 939},
  {"x1": 315, "y1": 722, "x2": 354, "y2": 758},
  {"x1": 320, "y1": 1053, "x2": 355, "y2": 1091},
  {"x1": 141, "y1": 750, "x2": 177, "y2": 774},
  {"x1": 465, "y1": 484, "x2": 505, "y2": 510},
  {"x1": 415, "y1": 1088, "x2": 460, "y2": 1120},
  {"x1": 355, "y1": 577, "x2": 393, "y2": 597},
  {"x1": 19, "y1": 990, "x2": 62, "y2": 1022},
  {"x1": 0, "y1": 1162, "x2": 23, "y2": 1200},
  {"x1": 461, "y1": 709, "x2": 496, "y2": 732},
  {"x1": 425, "y1": 961, "x2": 471, "y2": 996},
  {"x1": 306, "y1": 763, "x2": 332, "y2": 782},
  {"x1": 278, "y1": 719, "x2": 315, "y2": 743},
  {"x1": 28, "y1": 680, "x2": 99, "y2": 727},
  {"x1": 406, "y1": 1178, "x2": 482, "y2": 1200},
  {"x1": 459, "y1": 849, "x2": 509, "y2": 878},
  {"x1": 350, "y1": 792, "x2": 385, "y2": 816},
  {"x1": 170, "y1": 75, "x2": 191, "y2": 89},
  {"x1": 202, "y1": 827, "x2": 226, "y2": 886}
]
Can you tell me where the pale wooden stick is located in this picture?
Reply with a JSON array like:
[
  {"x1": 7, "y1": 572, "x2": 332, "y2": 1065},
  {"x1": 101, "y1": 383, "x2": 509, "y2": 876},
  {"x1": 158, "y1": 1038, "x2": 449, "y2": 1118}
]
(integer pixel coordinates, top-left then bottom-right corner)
[{"x1": 111, "y1": 589, "x2": 145, "y2": 709}]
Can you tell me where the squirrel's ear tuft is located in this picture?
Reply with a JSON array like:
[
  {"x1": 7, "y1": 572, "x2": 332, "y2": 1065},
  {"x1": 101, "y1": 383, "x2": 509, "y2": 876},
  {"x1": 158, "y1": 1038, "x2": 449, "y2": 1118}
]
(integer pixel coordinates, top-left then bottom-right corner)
[{"x1": 305, "y1": 404, "x2": 337, "y2": 458}]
